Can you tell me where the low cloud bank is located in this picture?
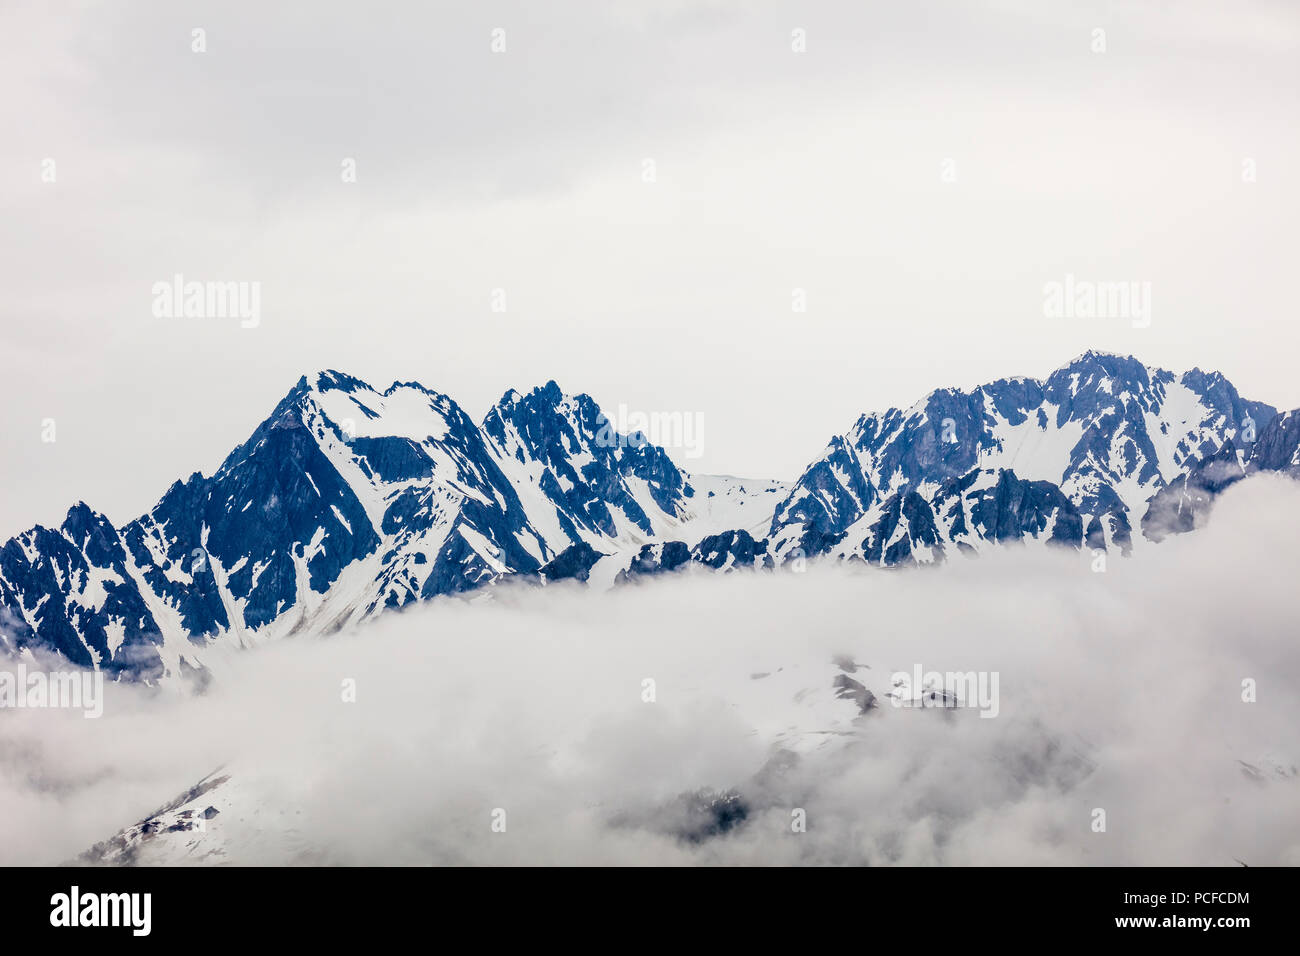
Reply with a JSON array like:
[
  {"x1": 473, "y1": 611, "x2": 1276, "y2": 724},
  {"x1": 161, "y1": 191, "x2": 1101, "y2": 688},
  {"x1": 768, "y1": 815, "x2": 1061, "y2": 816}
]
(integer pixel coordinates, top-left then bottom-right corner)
[{"x1": 2, "y1": 476, "x2": 1298, "y2": 865}]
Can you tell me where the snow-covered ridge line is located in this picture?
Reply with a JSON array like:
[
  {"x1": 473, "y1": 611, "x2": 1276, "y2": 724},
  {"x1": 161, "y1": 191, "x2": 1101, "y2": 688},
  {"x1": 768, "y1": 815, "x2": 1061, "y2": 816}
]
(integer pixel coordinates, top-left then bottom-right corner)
[
  {"x1": 1, "y1": 353, "x2": 1292, "y2": 682},
  {"x1": 770, "y1": 350, "x2": 1280, "y2": 565},
  {"x1": 0, "y1": 370, "x2": 788, "y2": 681}
]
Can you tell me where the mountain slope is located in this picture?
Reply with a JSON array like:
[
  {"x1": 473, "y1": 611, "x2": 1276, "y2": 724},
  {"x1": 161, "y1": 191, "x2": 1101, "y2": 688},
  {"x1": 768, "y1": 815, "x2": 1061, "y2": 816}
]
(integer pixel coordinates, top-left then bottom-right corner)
[
  {"x1": 769, "y1": 351, "x2": 1276, "y2": 565},
  {"x1": 0, "y1": 355, "x2": 1288, "y2": 680},
  {"x1": 0, "y1": 372, "x2": 785, "y2": 680}
]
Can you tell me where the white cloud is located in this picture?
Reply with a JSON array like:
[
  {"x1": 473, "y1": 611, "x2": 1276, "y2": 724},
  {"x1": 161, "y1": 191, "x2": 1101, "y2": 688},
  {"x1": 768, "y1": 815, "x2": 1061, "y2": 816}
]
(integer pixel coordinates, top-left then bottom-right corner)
[{"x1": 2, "y1": 473, "x2": 1297, "y2": 865}]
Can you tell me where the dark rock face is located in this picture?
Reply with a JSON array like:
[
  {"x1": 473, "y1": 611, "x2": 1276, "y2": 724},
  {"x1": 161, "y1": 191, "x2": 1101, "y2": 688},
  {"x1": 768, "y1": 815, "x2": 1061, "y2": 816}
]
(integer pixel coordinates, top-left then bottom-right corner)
[
  {"x1": 832, "y1": 673, "x2": 878, "y2": 714},
  {"x1": 1248, "y1": 410, "x2": 1300, "y2": 476},
  {"x1": 969, "y1": 471, "x2": 1083, "y2": 548},
  {"x1": 625, "y1": 540, "x2": 692, "y2": 577},
  {"x1": 671, "y1": 789, "x2": 750, "y2": 844},
  {"x1": 482, "y1": 381, "x2": 695, "y2": 543},
  {"x1": 692, "y1": 530, "x2": 770, "y2": 570},
  {"x1": 859, "y1": 489, "x2": 945, "y2": 566},
  {"x1": 605, "y1": 787, "x2": 752, "y2": 846},
  {"x1": 539, "y1": 542, "x2": 607, "y2": 583},
  {"x1": 616, "y1": 530, "x2": 771, "y2": 583}
]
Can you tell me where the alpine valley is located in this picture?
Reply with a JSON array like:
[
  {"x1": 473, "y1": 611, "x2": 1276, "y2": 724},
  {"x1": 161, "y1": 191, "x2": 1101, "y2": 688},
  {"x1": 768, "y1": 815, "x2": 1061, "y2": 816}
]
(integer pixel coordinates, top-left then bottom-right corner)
[{"x1": 3, "y1": 351, "x2": 1298, "y2": 684}]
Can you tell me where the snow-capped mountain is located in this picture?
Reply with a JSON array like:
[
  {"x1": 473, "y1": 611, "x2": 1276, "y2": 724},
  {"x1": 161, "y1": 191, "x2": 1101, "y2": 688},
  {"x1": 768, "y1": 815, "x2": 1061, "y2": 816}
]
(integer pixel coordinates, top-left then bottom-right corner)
[
  {"x1": 0, "y1": 371, "x2": 786, "y2": 681},
  {"x1": 481, "y1": 380, "x2": 697, "y2": 551},
  {"x1": 769, "y1": 351, "x2": 1278, "y2": 565},
  {"x1": 1, "y1": 353, "x2": 1293, "y2": 681}
]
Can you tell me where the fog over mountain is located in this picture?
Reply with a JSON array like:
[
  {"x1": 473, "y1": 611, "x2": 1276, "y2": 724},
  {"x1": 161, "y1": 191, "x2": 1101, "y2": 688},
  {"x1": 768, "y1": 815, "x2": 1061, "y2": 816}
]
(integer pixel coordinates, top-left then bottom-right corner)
[
  {"x1": 1, "y1": 474, "x2": 1295, "y2": 866},
  {"x1": 4, "y1": 0, "x2": 1300, "y2": 893},
  {"x1": 4, "y1": 352, "x2": 1297, "y2": 687}
]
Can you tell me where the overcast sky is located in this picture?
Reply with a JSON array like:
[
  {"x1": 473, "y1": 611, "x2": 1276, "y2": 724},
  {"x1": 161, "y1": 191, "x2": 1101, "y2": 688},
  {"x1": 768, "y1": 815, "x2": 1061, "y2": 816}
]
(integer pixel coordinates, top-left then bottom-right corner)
[{"x1": 3, "y1": 0, "x2": 1298, "y2": 537}]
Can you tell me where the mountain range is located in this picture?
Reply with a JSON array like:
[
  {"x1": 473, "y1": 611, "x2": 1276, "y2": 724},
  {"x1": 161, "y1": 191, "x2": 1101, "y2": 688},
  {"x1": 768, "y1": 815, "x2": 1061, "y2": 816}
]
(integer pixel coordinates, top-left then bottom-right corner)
[{"x1": 3, "y1": 350, "x2": 1297, "y2": 682}]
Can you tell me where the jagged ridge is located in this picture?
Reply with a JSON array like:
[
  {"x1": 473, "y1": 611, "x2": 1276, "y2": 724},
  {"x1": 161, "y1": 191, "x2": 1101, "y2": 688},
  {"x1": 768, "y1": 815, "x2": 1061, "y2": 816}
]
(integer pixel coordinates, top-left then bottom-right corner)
[{"x1": 2, "y1": 354, "x2": 1295, "y2": 681}]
